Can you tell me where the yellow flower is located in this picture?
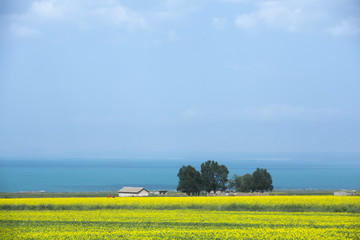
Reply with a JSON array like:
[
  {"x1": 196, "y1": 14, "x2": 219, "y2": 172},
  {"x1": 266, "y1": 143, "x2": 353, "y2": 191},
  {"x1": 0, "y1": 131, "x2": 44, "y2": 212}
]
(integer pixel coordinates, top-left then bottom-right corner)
[{"x1": 1, "y1": 196, "x2": 359, "y2": 239}]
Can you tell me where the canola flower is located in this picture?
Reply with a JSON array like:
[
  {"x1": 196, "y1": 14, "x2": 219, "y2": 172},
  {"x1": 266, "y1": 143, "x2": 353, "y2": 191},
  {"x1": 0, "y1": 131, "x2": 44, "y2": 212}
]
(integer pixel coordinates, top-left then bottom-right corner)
[
  {"x1": 0, "y1": 196, "x2": 359, "y2": 212},
  {"x1": 1, "y1": 196, "x2": 359, "y2": 239},
  {"x1": 1, "y1": 209, "x2": 359, "y2": 239}
]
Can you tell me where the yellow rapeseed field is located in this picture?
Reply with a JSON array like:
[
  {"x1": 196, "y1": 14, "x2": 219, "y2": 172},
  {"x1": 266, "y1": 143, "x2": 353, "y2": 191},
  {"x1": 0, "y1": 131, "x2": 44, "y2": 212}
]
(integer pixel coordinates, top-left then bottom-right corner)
[
  {"x1": 1, "y1": 196, "x2": 359, "y2": 239},
  {"x1": 0, "y1": 195, "x2": 359, "y2": 210}
]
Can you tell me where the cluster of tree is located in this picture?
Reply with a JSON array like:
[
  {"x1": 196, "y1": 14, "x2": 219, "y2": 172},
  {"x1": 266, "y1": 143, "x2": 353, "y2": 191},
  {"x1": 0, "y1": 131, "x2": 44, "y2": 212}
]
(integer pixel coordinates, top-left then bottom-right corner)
[
  {"x1": 177, "y1": 160, "x2": 229, "y2": 196},
  {"x1": 177, "y1": 161, "x2": 274, "y2": 195},
  {"x1": 229, "y1": 168, "x2": 273, "y2": 193}
]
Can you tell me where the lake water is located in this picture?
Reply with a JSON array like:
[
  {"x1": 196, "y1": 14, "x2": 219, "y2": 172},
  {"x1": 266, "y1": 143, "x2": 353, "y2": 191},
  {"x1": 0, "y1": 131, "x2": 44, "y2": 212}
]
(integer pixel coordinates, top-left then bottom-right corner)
[{"x1": 0, "y1": 153, "x2": 359, "y2": 192}]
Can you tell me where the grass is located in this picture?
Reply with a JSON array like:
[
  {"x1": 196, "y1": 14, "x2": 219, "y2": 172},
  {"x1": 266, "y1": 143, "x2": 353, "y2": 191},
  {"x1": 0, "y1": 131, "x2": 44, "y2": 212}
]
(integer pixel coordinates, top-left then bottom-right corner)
[
  {"x1": 0, "y1": 191, "x2": 187, "y2": 198},
  {"x1": 0, "y1": 191, "x2": 118, "y2": 198}
]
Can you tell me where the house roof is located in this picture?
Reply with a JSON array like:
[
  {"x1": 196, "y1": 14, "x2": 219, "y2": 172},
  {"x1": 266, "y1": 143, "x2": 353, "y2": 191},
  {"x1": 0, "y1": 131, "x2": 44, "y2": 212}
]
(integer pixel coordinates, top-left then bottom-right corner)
[{"x1": 118, "y1": 187, "x2": 149, "y2": 194}]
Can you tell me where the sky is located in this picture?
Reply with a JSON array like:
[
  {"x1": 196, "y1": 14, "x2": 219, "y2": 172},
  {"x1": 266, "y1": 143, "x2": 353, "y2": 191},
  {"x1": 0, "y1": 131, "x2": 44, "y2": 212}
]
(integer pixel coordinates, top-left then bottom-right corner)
[{"x1": 0, "y1": 0, "x2": 359, "y2": 158}]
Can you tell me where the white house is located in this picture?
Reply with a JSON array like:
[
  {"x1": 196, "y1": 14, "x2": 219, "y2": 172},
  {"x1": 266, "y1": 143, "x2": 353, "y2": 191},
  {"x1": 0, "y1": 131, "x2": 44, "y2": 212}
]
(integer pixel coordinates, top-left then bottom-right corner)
[
  {"x1": 118, "y1": 187, "x2": 150, "y2": 197},
  {"x1": 334, "y1": 190, "x2": 356, "y2": 196}
]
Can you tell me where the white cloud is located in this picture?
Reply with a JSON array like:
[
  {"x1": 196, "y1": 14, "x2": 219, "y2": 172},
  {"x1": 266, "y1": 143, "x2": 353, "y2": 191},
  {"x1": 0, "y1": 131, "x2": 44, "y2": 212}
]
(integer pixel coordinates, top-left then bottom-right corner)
[
  {"x1": 258, "y1": 1, "x2": 304, "y2": 31},
  {"x1": 219, "y1": 0, "x2": 249, "y2": 3},
  {"x1": 8, "y1": 0, "x2": 149, "y2": 37},
  {"x1": 235, "y1": 14, "x2": 257, "y2": 29},
  {"x1": 10, "y1": 24, "x2": 41, "y2": 37},
  {"x1": 91, "y1": 5, "x2": 148, "y2": 30},
  {"x1": 212, "y1": 17, "x2": 228, "y2": 30},
  {"x1": 165, "y1": 0, "x2": 188, "y2": 8},
  {"x1": 168, "y1": 30, "x2": 178, "y2": 41},
  {"x1": 30, "y1": 0, "x2": 64, "y2": 19},
  {"x1": 5, "y1": 0, "x2": 210, "y2": 39},
  {"x1": 72, "y1": 114, "x2": 128, "y2": 124},
  {"x1": 182, "y1": 108, "x2": 198, "y2": 119},
  {"x1": 151, "y1": 0, "x2": 205, "y2": 23},
  {"x1": 328, "y1": 19, "x2": 360, "y2": 36},
  {"x1": 234, "y1": 0, "x2": 316, "y2": 32},
  {"x1": 242, "y1": 104, "x2": 340, "y2": 121},
  {"x1": 179, "y1": 104, "x2": 341, "y2": 122}
]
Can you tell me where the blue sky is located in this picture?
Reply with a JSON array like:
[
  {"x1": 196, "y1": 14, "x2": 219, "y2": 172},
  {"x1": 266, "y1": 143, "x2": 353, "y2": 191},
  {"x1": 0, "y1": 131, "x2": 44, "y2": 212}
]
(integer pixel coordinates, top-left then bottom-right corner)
[{"x1": 0, "y1": 0, "x2": 359, "y2": 158}]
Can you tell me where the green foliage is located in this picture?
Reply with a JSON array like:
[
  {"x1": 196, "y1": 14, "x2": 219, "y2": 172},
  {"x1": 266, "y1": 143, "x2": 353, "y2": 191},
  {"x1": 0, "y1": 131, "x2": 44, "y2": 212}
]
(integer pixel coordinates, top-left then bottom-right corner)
[
  {"x1": 177, "y1": 165, "x2": 202, "y2": 196},
  {"x1": 252, "y1": 168, "x2": 273, "y2": 193},
  {"x1": 200, "y1": 160, "x2": 229, "y2": 193},
  {"x1": 176, "y1": 162, "x2": 274, "y2": 195},
  {"x1": 230, "y1": 169, "x2": 273, "y2": 193},
  {"x1": 228, "y1": 174, "x2": 238, "y2": 190},
  {"x1": 229, "y1": 174, "x2": 253, "y2": 192},
  {"x1": 242, "y1": 174, "x2": 254, "y2": 192},
  {"x1": 177, "y1": 160, "x2": 229, "y2": 195}
]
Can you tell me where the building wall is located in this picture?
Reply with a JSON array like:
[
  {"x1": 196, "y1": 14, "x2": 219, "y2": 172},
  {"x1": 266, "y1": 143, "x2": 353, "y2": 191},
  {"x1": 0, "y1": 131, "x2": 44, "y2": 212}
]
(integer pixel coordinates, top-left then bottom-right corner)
[
  {"x1": 334, "y1": 192, "x2": 356, "y2": 196},
  {"x1": 118, "y1": 190, "x2": 149, "y2": 197},
  {"x1": 138, "y1": 190, "x2": 149, "y2": 196},
  {"x1": 118, "y1": 193, "x2": 133, "y2": 197}
]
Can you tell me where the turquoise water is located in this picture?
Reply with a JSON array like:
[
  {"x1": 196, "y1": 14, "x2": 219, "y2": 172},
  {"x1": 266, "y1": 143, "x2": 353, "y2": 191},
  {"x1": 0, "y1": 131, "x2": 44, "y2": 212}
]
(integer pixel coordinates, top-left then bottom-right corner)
[{"x1": 0, "y1": 153, "x2": 359, "y2": 192}]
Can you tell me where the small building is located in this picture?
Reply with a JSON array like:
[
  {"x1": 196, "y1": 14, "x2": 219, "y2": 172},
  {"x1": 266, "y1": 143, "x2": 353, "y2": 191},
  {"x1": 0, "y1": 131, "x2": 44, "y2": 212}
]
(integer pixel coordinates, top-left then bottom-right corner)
[
  {"x1": 118, "y1": 187, "x2": 149, "y2": 197},
  {"x1": 334, "y1": 190, "x2": 356, "y2": 196}
]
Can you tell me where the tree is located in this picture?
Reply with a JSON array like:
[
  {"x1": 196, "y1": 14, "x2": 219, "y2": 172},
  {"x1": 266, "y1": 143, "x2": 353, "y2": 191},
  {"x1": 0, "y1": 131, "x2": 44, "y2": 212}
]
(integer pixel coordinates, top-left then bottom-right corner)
[
  {"x1": 229, "y1": 173, "x2": 253, "y2": 192},
  {"x1": 241, "y1": 173, "x2": 253, "y2": 192},
  {"x1": 229, "y1": 174, "x2": 241, "y2": 191},
  {"x1": 177, "y1": 165, "x2": 202, "y2": 196},
  {"x1": 251, "y1": 168, "x2": 273, "y2": 192},
  {"x1": 264, "y1": 169, "x2": 274, "y2": 191},
  {"x1": 200, "y1": 160, "x2": 229, "y2": 193}
]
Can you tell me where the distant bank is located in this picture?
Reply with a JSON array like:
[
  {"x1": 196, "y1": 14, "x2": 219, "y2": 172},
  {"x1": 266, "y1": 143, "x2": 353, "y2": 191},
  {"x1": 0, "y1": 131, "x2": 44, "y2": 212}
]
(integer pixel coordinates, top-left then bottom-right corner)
[{"x1": 0, "y1": 189, "x2": 359, "y2": 199}]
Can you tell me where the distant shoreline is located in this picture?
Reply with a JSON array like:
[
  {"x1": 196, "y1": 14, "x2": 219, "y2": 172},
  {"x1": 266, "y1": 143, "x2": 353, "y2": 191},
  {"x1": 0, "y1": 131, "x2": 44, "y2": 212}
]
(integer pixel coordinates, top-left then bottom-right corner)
[{"x1": 1, "y1": 189, "x2": 359, "y2": 198}]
